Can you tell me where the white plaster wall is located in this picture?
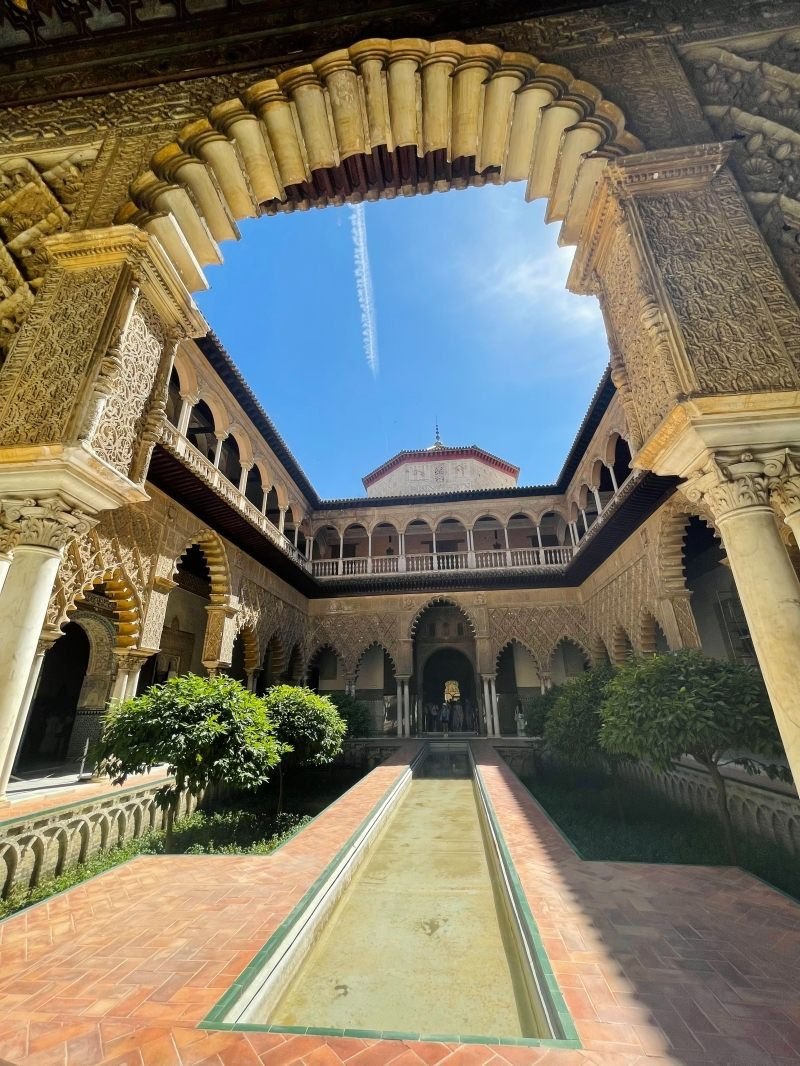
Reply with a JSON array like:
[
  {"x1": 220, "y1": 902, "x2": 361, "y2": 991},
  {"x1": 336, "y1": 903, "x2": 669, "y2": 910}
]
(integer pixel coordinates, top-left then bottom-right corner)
[
  {"x1": 367, "y1": 456, "x2": 517, "y2": 497},
  {"x1": 512, "y1": 644, "x2": 540, "y2": 688},
  {"x1": 550, "y1": 642, "x2": 586, "y2": 685},
  {"x1": 689, "y1": 564, "x2": 736, "y2": 661},
  {"x1": 164, "y1": 587, "x2": 208, "y2": 674},
  {"x1": 357, "y1": 646, "x2": 385, "y2": 690}
]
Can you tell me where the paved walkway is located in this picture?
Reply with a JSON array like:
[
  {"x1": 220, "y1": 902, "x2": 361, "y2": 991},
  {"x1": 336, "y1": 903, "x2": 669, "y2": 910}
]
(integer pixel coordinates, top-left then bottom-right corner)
[
  {"x1": 0, "y1": 742, "x2": 797, "y2": 1065},
  {"x1": 1, "y1": 767, "x2": 172, "y2": 824}
]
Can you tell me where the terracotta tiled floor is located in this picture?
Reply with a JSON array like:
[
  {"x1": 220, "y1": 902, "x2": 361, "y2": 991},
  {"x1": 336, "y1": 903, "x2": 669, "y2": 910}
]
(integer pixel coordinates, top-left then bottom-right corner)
[
  {"x1": 0, "y1": 742, "x2": 798, "y2": 1065},
  {"x1": 1, "y1": 769, "x2": 172, "y2": 824}
]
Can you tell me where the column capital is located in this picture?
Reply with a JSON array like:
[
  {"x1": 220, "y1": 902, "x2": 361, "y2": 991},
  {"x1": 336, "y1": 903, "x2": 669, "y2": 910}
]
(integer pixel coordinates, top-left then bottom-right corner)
[
  {"x1": 0, "y1": 494, "x2": 97, "y2": 552},
  {"x1": 679, "y1": 451, "x2": 772, "y2": 524},
  {"x1": 762, "y1": 449, "x2": 800, "y2": 521},
  {"x1": 113, "y1": 648, "x2": 150, "y2": 674}
]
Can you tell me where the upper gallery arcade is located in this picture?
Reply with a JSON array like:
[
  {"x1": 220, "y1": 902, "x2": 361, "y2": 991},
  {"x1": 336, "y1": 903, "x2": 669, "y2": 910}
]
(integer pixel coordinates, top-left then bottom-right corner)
[{"x1": 0, "y1": 2, "x2": 799, "y2": 798}]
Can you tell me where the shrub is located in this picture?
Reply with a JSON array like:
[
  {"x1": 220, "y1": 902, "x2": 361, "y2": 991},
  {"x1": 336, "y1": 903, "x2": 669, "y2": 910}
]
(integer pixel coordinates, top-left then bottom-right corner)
[
  {"x1": 94, "y1": 673, "x2": 282, "y2": 850},
  {"x1": 600, "y1": 650, "x2": 787, "y2": 862},
  {"x1": 262, "y1": 685, "x2": 346, "y2": 812},
  {"x1": 329, "y1": 692, "x2": 372, "y2": 737}
]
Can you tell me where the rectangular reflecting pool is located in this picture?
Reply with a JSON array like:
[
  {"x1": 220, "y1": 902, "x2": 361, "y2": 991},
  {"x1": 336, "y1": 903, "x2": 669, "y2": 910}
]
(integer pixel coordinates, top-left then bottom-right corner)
[{"x1": 211, "y1": 744, "x2": 574, "y2": 1044}]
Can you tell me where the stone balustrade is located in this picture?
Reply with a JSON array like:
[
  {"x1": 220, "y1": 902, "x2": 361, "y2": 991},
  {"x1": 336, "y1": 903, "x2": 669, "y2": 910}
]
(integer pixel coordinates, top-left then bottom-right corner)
[
  {"x1": 160, "y1": 423, "x2": 310, "y2": 571},
  {"x1": 311, "y1": 544, "x2": 575, "y2": 579},
  {"x1": 0, "y1": 777, "x2": 199, "y2": 900}
]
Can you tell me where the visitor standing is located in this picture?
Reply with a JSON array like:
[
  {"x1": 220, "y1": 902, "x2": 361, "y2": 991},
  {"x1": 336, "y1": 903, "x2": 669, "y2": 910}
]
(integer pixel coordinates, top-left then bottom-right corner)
[
  {"x1": 440, "y1": 701, "x2": 450, "y2": 736},
  {"x1": 452, "y1": 701, "x2": 463, "y2": 732}
]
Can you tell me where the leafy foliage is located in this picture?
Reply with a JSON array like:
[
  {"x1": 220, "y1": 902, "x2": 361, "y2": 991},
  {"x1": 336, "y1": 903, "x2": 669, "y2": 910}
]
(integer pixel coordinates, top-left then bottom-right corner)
[
  {"x1": 599, "y1": 649, "x2": 788, "y2": 862},
  {"x1": 544, "y1": 667, "x2": 614, "y2": 763},
  {"x1": 523, "y1": 686, "x2": 560, "y2": 737},
  {"x1": 263, "y1": 685, "x2": 346, "y2": 769},
  {"x1": 94, "y1": 674, "x2": 283, "y2": 846},
  {"x1": 600, "y1": 650, "x2": 786, "y2": 775},
  {"x1": 329, "y1": 692, "x2": 372, "y2": 738}
]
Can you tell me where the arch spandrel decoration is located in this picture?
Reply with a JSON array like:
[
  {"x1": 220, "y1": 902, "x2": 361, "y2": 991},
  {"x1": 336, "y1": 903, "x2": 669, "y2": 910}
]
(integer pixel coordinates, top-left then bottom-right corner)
[{"x1": 115, "y1": 38, "x2": 641, "y2": 292}]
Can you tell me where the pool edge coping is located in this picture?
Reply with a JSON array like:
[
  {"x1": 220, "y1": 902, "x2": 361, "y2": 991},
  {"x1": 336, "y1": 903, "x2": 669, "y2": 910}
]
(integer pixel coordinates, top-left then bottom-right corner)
[{"x1": 198, "y1": 741, "x2": 582, "y2": 1050}]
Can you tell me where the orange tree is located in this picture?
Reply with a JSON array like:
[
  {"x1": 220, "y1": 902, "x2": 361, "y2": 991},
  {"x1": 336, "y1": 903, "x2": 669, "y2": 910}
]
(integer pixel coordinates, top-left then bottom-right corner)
[
  {"x1": 263, "y1": 685, "x2": 346, "y2": 814},
  {"x1": 600, "y1": 650, "x2": 788, "y2": 863},
  {"x1": 95, "y1": 673, "x2": 282, "y2": 851}
]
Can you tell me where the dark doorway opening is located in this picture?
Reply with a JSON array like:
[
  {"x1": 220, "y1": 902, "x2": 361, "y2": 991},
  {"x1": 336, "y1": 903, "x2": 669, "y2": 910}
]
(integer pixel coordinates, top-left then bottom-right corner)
[
  {"x1": 18, "y1": 622, "x2": 90, "y2": 770},
  {"x1": 421, "y1": 647, "x2": 476, "y2": 734}
]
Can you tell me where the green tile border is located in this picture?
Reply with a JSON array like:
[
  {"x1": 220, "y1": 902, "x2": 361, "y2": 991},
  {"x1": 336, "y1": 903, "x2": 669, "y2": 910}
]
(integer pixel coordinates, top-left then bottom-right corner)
[
  {"x1": 469, "y1": 748, "x2": 580, "y2": 1046},
  {"x1": 200, "y1": 746, "x2": 426, "y2": 1029},
  {"x1": 199, "y1": 741, "x2": 581, "y2": 1050}
]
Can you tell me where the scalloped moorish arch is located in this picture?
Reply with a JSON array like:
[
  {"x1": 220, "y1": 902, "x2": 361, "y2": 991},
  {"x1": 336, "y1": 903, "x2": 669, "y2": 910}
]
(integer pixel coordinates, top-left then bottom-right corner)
[
  {"x1": 233, "y1": 620, "x2": 259, "y2": 673},
  {"x1": 172, "y1": 529, "x2": 231, "y2": 602},
  {"x1": 494, "y1": 637, "x2": 543, "y2": 676},
  {"x1": 408, "y1": 597, "x2": 478, "y2": 640},
  {"x1": 656, "y1": 497, "x2": 721, "y2": 597},
  {"x1": 115, "y1": 38, "x2": 640, "y2": 292},
  {"x1": 355, "y1": 640, "x2": 398, "y2": 680}
]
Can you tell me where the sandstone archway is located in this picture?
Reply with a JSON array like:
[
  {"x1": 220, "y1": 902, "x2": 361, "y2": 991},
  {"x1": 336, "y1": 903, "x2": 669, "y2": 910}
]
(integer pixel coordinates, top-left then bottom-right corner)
[{"x1": 115, "y1": 38, "x2": 640, "y2": 293}]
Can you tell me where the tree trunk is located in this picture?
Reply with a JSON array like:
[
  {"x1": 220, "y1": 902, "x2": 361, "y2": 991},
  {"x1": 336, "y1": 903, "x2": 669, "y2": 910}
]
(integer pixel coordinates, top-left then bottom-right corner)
[
  {"x1": 609, "y1": 764, "x2": 626, "y2": 826},
  {"x1": 707, "y1": 760, "x2": 738, "y2": 865},
  {"x1": 276, "y1": 764, "x2": 284, "y2": 819},
  {"x1": 164, "y1": 799, "x2": 175, "y2": 854}
]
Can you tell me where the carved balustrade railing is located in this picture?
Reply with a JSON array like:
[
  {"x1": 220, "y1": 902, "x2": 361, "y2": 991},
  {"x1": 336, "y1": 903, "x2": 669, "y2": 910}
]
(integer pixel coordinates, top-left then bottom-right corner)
[
  {"x1": 310, "y1": 546, "x2": 575, "y2": 579},
  {"x1": 159, "y1": 423, "x2": 310, "y2": 571}
]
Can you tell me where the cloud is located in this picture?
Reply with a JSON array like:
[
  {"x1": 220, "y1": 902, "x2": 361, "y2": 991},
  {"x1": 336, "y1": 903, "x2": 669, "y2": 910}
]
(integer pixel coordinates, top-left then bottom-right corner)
[{"x1": 349, "y1": 203, "x2": 379, "y2": 378}]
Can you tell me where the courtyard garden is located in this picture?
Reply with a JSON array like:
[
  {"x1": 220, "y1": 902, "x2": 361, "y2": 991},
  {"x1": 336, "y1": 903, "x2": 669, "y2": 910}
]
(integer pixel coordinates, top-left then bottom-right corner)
[
  {"x1": 0, "y1": 675, "x2": 367, "y2": 919},
  {"x1": 522, "y1": 648, "x2": 798, "y2": 899}
]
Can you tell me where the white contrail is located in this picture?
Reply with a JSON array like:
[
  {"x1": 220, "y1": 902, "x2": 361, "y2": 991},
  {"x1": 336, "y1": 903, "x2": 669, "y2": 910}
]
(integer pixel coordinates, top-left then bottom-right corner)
[{"x1": 349, "y1": 203, "x2": 379, "y2": 378}]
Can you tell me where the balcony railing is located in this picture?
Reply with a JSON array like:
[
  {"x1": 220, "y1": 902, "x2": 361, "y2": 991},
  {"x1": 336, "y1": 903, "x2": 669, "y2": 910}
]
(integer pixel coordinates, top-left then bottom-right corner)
[
  {"x1": 311, "y1": 545, "x2": 574, "y2": 579},
  {"x1": 159, "y1": 423, "x2": 310, "y2": 572},
  {"x1": 160, "y1": 420, "x2": 635, "y2": 586}
]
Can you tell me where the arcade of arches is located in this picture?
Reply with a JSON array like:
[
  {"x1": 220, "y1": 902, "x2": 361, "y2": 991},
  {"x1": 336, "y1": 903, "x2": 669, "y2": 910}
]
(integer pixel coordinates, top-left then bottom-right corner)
[{"x1": 2, "y1": 9, "x2": 800, "y2": 803}]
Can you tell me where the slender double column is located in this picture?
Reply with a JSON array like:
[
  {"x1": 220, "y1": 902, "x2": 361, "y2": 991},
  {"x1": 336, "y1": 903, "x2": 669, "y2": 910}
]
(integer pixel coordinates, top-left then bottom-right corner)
[
  {"x1": 480, "y1": 675, "x2": 500, "y2": 737},
  {"x1": 395, "y1": 676, "x2": 412, "y2": 737}
]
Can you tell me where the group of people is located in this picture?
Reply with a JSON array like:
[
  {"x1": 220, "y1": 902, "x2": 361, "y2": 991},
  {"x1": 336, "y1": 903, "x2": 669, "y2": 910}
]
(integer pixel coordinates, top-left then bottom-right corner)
[{"x1": 423, "y1": 697, "x2": 475, "y2": 734}]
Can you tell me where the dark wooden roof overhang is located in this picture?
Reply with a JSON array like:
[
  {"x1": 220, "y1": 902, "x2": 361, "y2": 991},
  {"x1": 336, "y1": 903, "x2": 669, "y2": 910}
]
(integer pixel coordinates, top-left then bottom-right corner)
[
  {"x1": 149, "y1": 439, "x2": 678, "y2": 599},
  {"x1": 147, "y1": 443, "x2": 318, "y2": 596}
]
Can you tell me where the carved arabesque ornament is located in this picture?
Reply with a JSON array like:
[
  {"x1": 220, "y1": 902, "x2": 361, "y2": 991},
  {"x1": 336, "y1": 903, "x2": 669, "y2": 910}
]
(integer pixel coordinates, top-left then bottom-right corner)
[
  {"x1": 0, "y1": 494, "x2": 96, "y2": 552},
  {"x1": 0, "y1": 151, "x2": 99, "y2": 360},
  {"x1": 682, "y1": 32, "x2": 800, "y2": 301}
]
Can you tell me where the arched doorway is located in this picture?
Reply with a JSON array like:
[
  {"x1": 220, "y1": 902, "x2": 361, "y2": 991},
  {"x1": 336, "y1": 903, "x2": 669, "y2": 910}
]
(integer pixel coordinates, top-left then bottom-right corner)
[
  {"x1": 420, "y1": 648, "x2": 476, "y2": 734},
  {"x1": 18, "y1": 622, "x2": 90, "y2": 770},
  {"x1": 413, "y1": 602, "x2": 478, "y2": 735},
  {"x1": 496, "y1": 642, "x2": 541, "y2": 735}
]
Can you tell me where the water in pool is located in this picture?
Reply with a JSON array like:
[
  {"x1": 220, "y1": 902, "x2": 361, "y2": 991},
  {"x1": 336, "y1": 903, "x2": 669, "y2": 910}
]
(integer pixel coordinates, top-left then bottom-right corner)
[{"x1": 264, "y1": 750, "x2": 547, "y2": 1037}]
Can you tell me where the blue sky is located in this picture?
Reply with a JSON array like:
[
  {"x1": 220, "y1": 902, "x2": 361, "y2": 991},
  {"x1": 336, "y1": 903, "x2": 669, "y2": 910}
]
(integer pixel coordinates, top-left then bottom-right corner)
[{"x1": 195, "y1": 183, "x2": 609, "y2": 500}]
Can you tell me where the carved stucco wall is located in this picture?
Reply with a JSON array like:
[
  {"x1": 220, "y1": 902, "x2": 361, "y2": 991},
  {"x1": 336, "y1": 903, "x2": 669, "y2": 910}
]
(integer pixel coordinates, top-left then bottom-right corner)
[
  {"x1": 46, "y1": 484, "x2": 308, "y2": 672},
  {"x1": 681, "y1": 31, "x2": 800, "y2": 303}
]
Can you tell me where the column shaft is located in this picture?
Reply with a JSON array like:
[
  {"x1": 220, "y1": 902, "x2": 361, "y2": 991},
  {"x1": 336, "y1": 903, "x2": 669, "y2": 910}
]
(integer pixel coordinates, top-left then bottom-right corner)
[
  {"x1": 717, "y1": 507, "x2": 800, "y2": 779},
  {"x1": 0, "y1": 547, "x2": 63, "y2": 800},
  {"x1": 0, "y1": 645, "x2": 47, "y2": 800}
]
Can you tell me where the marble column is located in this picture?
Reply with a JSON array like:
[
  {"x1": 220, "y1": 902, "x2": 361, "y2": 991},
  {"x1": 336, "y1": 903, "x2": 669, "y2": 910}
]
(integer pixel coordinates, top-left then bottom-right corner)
[
  {"x1": 489, "y1": 676, "x2": 500, "y2": 737},
  {"x1": 0, "y1": 549, "x2": 13, "y2": 597},
  {"x1": 395, "y1": 677, "x2": 404, "y2": 737},
  {"x1": 0, "y1": 636, "x2": 50, "y2": 801},
  {"x1": 404, "y1": 681, "x2": 411, "y2": 737},
  {"x1": 0, "y1": 535, "x2": 75, "y2": 802},
  {"x1": 481, "y1": 676, "x2": 491, "y2": 736},
  {"x1": 683, "y1": 452, "x2": 800, "y2": 783}
]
